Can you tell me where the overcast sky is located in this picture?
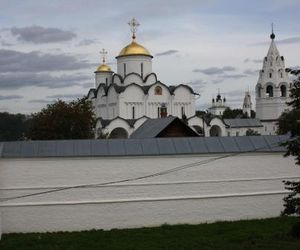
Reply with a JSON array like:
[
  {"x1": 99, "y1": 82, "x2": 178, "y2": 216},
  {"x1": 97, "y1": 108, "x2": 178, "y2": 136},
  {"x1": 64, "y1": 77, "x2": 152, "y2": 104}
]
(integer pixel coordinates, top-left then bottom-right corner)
[{"x1": 0, "y1": 0, "x2": 299, "y2": 114}]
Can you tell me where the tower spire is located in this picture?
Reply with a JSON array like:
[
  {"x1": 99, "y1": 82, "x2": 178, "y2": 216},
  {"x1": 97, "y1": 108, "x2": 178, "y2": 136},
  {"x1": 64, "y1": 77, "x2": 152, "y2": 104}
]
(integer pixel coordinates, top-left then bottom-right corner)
[
  {"x1": 128, "y1": 18, "x2": 140, "y2": 40},
  {"x1": 270, "y1": 23, "x2": 275, "y2": 40}
]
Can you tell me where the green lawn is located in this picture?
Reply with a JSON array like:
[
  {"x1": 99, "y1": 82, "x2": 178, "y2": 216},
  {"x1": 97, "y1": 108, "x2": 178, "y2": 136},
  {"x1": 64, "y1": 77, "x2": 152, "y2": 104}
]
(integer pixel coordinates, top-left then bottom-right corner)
[{"x1": 1, "y1": 217, "x2": 300, "y2": 250}]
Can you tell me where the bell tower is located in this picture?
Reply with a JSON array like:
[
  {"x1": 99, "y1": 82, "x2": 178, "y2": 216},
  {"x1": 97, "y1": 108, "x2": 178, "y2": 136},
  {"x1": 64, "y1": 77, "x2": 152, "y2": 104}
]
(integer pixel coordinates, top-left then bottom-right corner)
[{"x1": 255, "y1": 26, "x2": 291, "y2": 121}]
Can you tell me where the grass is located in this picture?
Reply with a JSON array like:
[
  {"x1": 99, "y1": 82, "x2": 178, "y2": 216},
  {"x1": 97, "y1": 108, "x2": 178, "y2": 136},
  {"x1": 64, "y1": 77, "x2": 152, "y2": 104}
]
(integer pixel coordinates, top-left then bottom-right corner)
[{"x1": 1, "y1": 217, "x2": 300, "y2": 250}]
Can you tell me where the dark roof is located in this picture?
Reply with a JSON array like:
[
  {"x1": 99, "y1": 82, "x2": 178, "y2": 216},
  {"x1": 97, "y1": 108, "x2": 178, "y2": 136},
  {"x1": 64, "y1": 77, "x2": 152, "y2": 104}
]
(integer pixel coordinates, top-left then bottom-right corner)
[
  {"x1": 224, "y1": 118, "x2": 263, "y2": 128},
  {"x1": 130, "y1": 116, "x2": 176, "y2": 138},
  {"x1": 0, "y1": 135, "x2": 288, "y2": 158},
  {"x1": 130, "y1": 116, "x2": 179, "y2": 138}
]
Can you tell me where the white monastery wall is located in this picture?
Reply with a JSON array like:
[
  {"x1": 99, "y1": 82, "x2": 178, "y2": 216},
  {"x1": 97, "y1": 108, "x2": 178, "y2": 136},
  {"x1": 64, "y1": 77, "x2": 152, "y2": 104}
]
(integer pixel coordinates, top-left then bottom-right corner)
[{"x1": 0, "y1": 153, "x2": 299, "y2": 235}]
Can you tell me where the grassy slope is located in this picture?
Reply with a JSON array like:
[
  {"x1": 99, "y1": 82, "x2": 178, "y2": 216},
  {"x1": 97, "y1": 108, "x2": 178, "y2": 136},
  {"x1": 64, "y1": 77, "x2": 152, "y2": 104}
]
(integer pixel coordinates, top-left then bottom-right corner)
[{"x1": 1, "y1": 217, "x2": 300, "y2": 250}]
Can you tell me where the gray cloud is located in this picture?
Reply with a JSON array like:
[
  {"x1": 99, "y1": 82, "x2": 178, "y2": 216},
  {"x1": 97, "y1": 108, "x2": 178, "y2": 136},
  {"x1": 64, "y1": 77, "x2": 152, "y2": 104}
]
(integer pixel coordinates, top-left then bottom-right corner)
[
  {"x1": 77, "y1": 39, "x2": 98, "y2": 46},
  {"x1": 243, "y1": 69, "x2": 259, "y2": 76},
  {"x1": 244, "y1": 58, "x2": 263, "y2": 63},
  {"x1": 211, "y1": 79, "x2": 223, "y2": 84},
  {"x1": 0, "y1": 95, "x2": 23, "y2": 100},
  {"x1": 193, "y1": 66, "x2": 236, "y2": 75},
  {"x1": 0, "y1": 72, "x2": 90, "y2": 89},
  {"x1": 0, "y1": 40, "x2": 13, "y2": 46},
  {"x1": 155, "y1": 50, "x2": 179, "y2": 56},
  {"x1": 81, "y1": 82, "x2": 94, "y2": 88},
  {"x1": 277, "y1": 37, "x2": 300, "y2": 45},
  {"x1": 0, "y1": 49, "x2": 95, "y2": 73},
  {"x1": 46, "y1": 94, "x2": 84, "y2": 99},
  {"x1": 254, "y1": 36, "x2": 300, "y2": 46},
  {"x1": 226, "y1": 90, "x2": 254, "y2": 97},
  {"x1": 219, "y1": 74, "x2": 247, "y2": 79},
  {"x1": 187, "y1": 79, "x2": 206, "y2": 93},
  {"x1": 11, "y1": 26, "x2": 76, "y2": 44},
  {"x1": 29, "y1": 99, "x2": 55, "y2": 104}
]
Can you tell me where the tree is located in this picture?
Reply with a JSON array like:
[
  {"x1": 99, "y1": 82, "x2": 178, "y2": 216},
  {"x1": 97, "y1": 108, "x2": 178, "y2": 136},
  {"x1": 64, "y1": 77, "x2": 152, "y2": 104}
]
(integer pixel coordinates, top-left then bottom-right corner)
[
  {"x1": 246, "y1": 129, "x2": 260, "y2": 136},
  {"x1": 222, "y1": 108, "x2": 245, "y2": 119},
  {"x1": 279, "y1": 69, "x2": 300, "y2": 236},
  {"x1": 28, "y1": 97, "x2": 95, "y2": 140},
  {"x1": 0, "y1": 112, "x2": 31, "y2": 141}
]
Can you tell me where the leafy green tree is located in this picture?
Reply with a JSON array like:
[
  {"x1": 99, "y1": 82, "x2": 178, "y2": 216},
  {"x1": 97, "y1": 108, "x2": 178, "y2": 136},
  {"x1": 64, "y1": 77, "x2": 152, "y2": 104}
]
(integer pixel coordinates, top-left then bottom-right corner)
[
  {"x1": 0, "y1": 112, "x2": 31, "y2": 141},
  {"x1": 279, "y1": 69, "x2": 300, "y2": 236},
  {"x1": 222, "y1": 108, "x2": 245, "y2": 119},
  {"x1": 28, "y1": 97, "x2": 95, "y2": 140}
]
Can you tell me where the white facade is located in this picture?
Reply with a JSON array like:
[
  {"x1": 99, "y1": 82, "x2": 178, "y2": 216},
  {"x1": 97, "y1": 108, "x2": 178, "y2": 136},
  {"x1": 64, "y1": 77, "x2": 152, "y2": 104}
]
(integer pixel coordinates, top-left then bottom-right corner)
[
  {"x1": 255, "y1": 31, "x2": 291, "y2": 134},
  {"x1": 0, "y1": 152, "x2": 299, "y2": 236}
]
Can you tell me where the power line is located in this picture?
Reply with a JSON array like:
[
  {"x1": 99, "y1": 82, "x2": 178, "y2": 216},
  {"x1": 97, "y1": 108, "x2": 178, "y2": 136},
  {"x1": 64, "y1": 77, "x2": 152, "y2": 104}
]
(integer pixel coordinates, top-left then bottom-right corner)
[{"x1": 0, "y1": 138, "x2": 288, "y2": 203}]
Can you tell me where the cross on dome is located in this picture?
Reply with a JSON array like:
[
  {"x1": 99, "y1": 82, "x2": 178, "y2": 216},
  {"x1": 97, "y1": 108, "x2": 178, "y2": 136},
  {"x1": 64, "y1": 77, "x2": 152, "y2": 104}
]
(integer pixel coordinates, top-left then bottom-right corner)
[
  {"x1": 100, "y1": 48, "x2": 108, "y2": 64},
  {"x1": 128, "y1": 18, "x2": 140, "y2": 40}
]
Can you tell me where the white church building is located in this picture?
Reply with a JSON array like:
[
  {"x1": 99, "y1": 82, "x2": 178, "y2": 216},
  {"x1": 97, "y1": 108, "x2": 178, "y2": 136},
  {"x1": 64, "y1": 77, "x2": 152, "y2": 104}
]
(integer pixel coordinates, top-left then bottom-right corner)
[
  {"x1": 88, "y1": 20, "x2": 292, "y2": 138},
  {"x1": 88, "y1": 19, "x2": 197, "y2": 138}
]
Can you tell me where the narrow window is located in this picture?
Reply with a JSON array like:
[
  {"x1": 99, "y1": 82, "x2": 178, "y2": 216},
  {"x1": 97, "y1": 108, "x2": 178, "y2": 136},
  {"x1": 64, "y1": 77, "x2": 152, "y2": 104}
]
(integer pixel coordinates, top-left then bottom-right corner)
[
  {"x1": 132, "y1": 106, "x2": 135, "y2": 119},
  {"x1": 269, "y1": 73, "x2": 272, "y2": 78},
  {"x1": 181, "y1": 106, "x2": 185, "y2": 117},
  {"x1": 257, "y1": 86, "x2": 261, "y2": 98},
  {"x1": 280, "y1": 85, "x2": 287, "y2": 97},
  {"x1": 141, "y1": 63, "x2": 144, "y2": 78},
  {"x1": 266, "y1": 85, "x2": 273, "y2": 97},
  {"x1": 157, "y1": 107, "x2": 160, "y2": 118},
  {"x1": 124, "y1": 63, "x2": 126, "y2": 76}
]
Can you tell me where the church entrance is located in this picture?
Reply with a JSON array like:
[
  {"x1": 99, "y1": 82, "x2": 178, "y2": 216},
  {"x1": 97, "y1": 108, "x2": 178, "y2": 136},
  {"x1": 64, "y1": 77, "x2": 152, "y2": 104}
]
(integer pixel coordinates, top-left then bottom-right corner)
[
  {"x1": 210, "y1": 125, "x2": 222, "y2": 137},
  {"x1": 108, "y1": 127, "x2": 129, "y2": 139}
]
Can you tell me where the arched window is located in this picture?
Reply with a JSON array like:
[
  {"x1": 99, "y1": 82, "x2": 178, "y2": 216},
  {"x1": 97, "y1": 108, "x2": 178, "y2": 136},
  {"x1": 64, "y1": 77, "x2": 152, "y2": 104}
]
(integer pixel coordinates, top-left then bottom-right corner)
[
  {"x1": 123, "y1": 63, "x2": 126, "y2": 76},
  {"x1": 280, "y1": 85, "x2": 287, "y2": 97},
  {"x1": 132, "y1": 106, "x2": 135, "y2": 119},
  {"x1": 181, "y1": 106, "x2": 185, "y2": 117},
  {"x1": 109, "y1": 127, "x2": 128, "y2": 139},
  {"x1": 210, "y1": 125, "x2": 222, "y2": 137},
  {"x1": 154, "y1": 86, "x2": 162, "y2": 95},
  {"x1": 269, "y1": 72, "x2": 272, "y2": 78},
  {"x1": 257, "y1": 85, "x2": 262, "y2": 98},
  {"x1": 266, "y1": 85, "x2": 274, "y2": 97},
  {"x1": 141, "y1": 63, "x2": 144, "y2": 78}
]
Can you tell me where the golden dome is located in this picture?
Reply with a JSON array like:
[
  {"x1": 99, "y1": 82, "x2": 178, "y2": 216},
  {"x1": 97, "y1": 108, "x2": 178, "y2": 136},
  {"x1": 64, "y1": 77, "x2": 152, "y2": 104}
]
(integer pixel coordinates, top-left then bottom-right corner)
[
  {"x1": 118, "y1": 40, "x2": 152, "y2": 57},
  {"x1": 96, "y1": 63, "x2": 111, "y2": 72}
]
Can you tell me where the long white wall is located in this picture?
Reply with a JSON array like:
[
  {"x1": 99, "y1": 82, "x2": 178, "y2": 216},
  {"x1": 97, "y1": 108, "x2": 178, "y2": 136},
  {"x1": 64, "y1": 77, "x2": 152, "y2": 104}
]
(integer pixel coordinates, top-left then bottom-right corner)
[{"x1": 0, "y1": 153, "x2": 299, "y2": 236}]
